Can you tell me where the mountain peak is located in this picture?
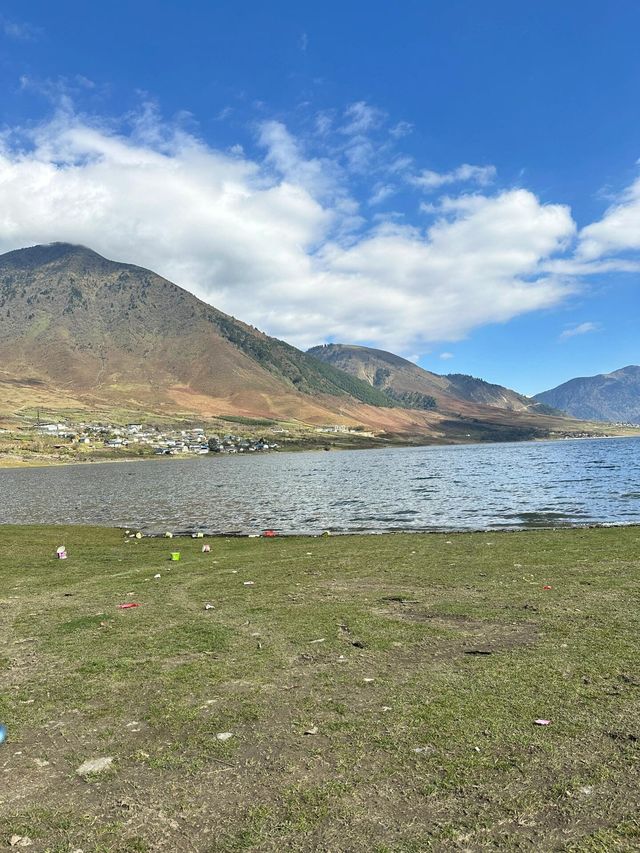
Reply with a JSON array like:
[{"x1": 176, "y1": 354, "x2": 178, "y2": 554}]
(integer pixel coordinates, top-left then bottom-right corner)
[
  {"x1": 308, "y1": 342, "x2": 543, "y2": 414},
  {"x1": 608, "y1": 365, "x2": 640, "y2": 379},
  {"x1": 535, "y1": 367, "x2": 640, "y2": 423},
  {"x1": 0, "y1": 244, "x2": 397, "y2": 421},
  {"x1": 0, "y1": 242, "x2": 109, "y2": 271}
]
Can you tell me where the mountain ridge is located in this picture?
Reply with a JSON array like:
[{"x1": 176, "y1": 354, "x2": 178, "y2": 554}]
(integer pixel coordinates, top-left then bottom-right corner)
[
  {"x1": 0, "y1": 243, "x2": 406, "y2": 426},
  {"x1": 307, "y1": 343, "x2": 554, "y2": 415},
  {"x1": 534, "y1": 366, "x2": 640, "y2": 423},
  {"x1": 0, "y1": 243, "x2": 607, "y2": 443}
]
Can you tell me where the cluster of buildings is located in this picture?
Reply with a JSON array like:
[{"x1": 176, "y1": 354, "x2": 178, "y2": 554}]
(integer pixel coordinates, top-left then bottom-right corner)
[
  {"x1": 202, "y1": 434, "x2": 277, "y2": 454},
  {"x1": 34, "y1": 422, "x2": 279, "y2": 455},
  {"x1": 314, "y1": 424, "x2": 374, "y2": 437}
]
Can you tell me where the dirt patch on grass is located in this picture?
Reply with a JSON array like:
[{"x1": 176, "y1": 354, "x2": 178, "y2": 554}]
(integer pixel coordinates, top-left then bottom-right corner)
[{"x1": 376, "y1": 600, "x2": 540, "y2": 654}]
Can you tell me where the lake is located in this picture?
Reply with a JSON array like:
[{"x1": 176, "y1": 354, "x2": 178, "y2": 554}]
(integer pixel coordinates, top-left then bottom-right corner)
[{"x1": 1, "y1": 437, "x2": 639, "y2": 534}]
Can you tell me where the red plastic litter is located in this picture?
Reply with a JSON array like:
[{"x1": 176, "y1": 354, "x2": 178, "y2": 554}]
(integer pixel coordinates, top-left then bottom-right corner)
[
  {"x1": 263, "y1": 530, "x2": 277, "y2": 537},
  {"x1": 542, "y1": 585, "x2": 552, "y2": 590},
  {"x1": 117, "y1": 603, "x2": 141, "y2": 609}
]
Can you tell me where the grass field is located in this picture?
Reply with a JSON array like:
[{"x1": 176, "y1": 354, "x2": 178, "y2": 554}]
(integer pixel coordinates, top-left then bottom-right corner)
[{"x1": 1, "y1": 526, "x2": 639, "y2": 852}]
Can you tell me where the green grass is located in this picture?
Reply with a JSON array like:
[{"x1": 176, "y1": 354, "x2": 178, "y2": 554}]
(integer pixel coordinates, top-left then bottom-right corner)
[
  {"x1": 217, "y1": 415, "x2": 278, "y2": 427},
  {"x1": 1, "y1": 526, "x2": 639, "y2": 851}
]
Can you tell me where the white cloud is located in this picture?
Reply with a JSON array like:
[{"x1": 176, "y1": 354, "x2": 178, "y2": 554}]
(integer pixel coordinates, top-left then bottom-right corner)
[
  {"x1": 439, "y1": 352, "x2": 454, "y2": 360},
  {"x1": 1, "y1": 15, "x2": 40, "y2": 41},
  {"x1": 369, "y1": 183, "x2": 395, "y2": 205},
  {"x1": 559, "y1": 321, "x2": 601, "y2": 341},
  {"x1": 342, "y1": 101, "x2": 385, "y2": 135},
  {"x1": 390, "y1": 121, "x2": 413, "y2": 139},
  {"x1": 0, "y1": 108, "x2": 578, "y2": 354},
  {"x1": 577, "y1": 172, "x2": 640, "y2": 261},
  {"x1": 411, "y1": 163, "x2": 497, "y2": 192},
  {"x1": 314, "y1": 111, "x2": 334, "y2": 136}
]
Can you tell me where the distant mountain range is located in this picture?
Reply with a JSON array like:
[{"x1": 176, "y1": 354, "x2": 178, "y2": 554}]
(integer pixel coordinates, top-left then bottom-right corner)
[
  {"x1": 534, "y1": 366, "x2": 640, "y2": 423},
  {"x1": 0, "y1": 242, "x2": 607, "y2": 442},
  {"x1": 307, "y1": 343, "x2": 556, "y2": 415}
]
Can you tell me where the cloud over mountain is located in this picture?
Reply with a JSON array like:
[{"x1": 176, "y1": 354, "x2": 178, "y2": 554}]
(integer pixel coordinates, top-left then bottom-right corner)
[{"x1": 0, "y1": 103, "x2": 583, "y2": 353}]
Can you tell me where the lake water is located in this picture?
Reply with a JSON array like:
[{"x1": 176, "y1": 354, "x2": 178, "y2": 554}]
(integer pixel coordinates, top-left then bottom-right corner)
[{"x1": 1, "y1": 437, "x2": 639, "y2": 534}]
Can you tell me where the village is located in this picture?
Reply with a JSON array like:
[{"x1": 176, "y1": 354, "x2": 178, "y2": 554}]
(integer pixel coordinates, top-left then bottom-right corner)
[
  {"x1": 0, "y1": 417, "x2": 397, "y2": 467},
  {"x1": 33, "y1": 421, "x2": 280, "y2": 455}
]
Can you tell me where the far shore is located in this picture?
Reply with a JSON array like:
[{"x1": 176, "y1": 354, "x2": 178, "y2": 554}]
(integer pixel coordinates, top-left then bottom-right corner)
[{"x1": 1, "y1": 428, "x2": 638, "y2": 471}]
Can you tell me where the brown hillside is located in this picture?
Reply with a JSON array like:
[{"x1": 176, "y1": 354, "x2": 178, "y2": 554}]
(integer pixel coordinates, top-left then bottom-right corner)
[
  {"x1": 307, "y1": 343, "x2": 552, "y2": 414},
  {"x1": 0, "y1": 244, "x2": 389, "y2": 424},
  {"x1": 0, "y1": 243, "x2": 599, "y2": 442}
]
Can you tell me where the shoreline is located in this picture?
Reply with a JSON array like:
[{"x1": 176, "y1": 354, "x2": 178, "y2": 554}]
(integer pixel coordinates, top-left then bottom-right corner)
[
  {"x1": 0, "y1": 429, "x2": 636, "y2": 470},
  {"x1": 1, "y1": 521, "x2": 638, "y2": 537}
]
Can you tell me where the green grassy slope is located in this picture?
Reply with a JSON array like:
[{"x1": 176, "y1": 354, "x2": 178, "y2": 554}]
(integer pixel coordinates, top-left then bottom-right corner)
[{"x1": 213, "y1": 313, "x2": 394, "y2": 405}]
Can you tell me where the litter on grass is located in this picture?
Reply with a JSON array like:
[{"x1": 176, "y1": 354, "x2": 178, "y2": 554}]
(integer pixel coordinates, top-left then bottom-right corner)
[
  {"x1": 263, "y1": 529, "x2": 277, "y2": 537},
  {"x1": 56, "y1": 546, "x2": 67, "y2": 560},
  {"x1": 543, "y1": 585, "x2": 553, "y2": 590},
  {"x1": 9, "y1": 835, "x2": 33, "y2": 847},
  {"x1": 304, "y1": 726, "x2": 318, "y2": 735},
  {"x1": 76, "y1": 756, "x2": 113, "y2": 776},
  {"x1": 534, "y1": 719, "x2": 551, "y2": 726},
  {"x1": 204, "y1": 603, "x2": 214, "y2": 610},
  {"x1": 243, "y1": 581, "x2": 255, "y2": 586},
  {"x1": 216, "y1": 732, "x2": 233, "y2": 742},
  {"x1": 154, "y1": 574, "x2": 161, "y2": 579},
  {"x1": 170, "y1": 552, "x2": 181, "y2": 561},
  {"x1": 202, "y1": 544, "x2": 211, "y2": 553},
  {"x1": 0, "y1": 723, "x2": 7, "y2": 744},
  {"x1": 117, "y1": 603, "x2": 140, "y2": 609}
]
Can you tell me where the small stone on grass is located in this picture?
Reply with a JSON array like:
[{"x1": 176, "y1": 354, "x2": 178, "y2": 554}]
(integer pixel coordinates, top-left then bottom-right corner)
[
  {"x1": 10, "y1": 836, "x2": 33, "y2": 848},
  {"x1": 76, "y1": 756, "x2": 113, "y2": 776}
]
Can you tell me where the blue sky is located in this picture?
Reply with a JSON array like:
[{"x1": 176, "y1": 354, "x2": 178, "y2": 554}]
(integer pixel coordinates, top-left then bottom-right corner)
[{"x1": 1, "y1": 1, "x2": 639, "y2": 394}]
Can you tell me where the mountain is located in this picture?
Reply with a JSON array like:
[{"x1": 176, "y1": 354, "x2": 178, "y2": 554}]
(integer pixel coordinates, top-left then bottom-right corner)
[
  {"x1": 0, "y1": 243, "x2": 399, "y2": 425},
  {"x1": 534, "y1": 366, "x2": 640, "y2": 423},
  {"x1": 0, "y1": 243, "x2": 606, "y2": 443},
  {"x1": 307, "y1": 343, "x2": 552, "y2": 415}
]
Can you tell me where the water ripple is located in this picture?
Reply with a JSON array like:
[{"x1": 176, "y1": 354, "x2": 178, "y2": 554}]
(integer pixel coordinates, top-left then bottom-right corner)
[{"x1": 1, "y1": 437, "x2": 639, "y2": 533}]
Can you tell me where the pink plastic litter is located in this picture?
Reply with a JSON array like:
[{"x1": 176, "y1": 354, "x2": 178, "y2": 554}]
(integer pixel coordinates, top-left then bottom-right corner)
[{"x1": 117, "y1": 603, "x2": 141, "y2": 609}]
